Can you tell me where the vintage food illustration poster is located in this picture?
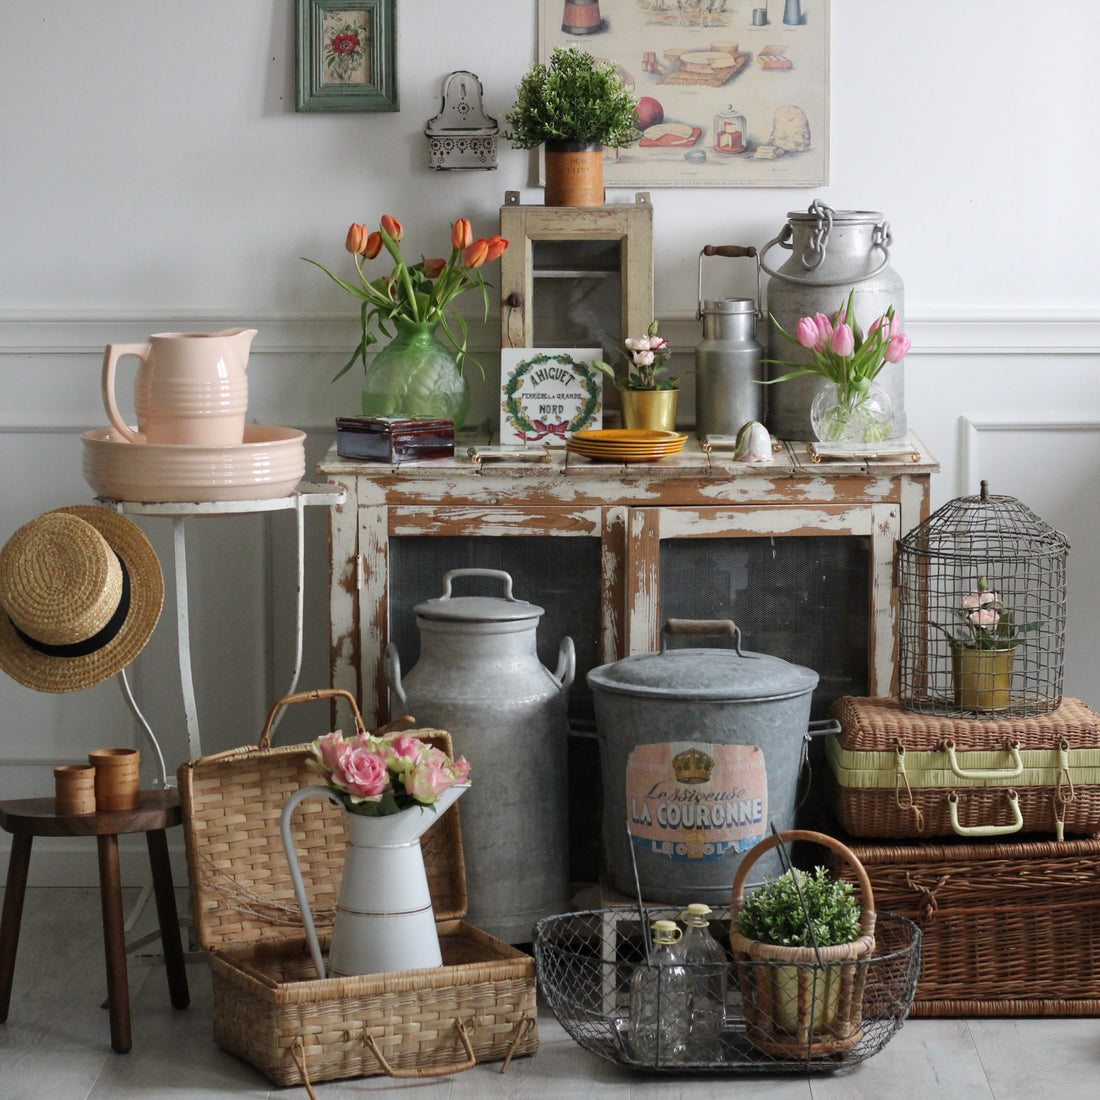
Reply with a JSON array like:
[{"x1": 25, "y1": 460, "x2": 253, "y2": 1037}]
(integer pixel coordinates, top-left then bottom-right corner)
[{"x1": 540, "y1": 0, "x2": 828, "y2": 187}]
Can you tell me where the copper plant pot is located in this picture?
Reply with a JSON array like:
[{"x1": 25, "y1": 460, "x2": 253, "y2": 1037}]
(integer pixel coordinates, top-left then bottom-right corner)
[{"x1": 544, "y1": 141, "x2": 605, "y2": 207}]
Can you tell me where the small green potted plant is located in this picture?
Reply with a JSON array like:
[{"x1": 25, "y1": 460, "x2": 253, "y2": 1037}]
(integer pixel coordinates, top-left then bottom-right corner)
[
  {"x1": 729, "y1": 830, "x2": 876, "y2": 1057},
  {"x1": 593, "y1": 321, "x2": 679, "y2": 431},
  {"x1": 502, "y1": 45, "x2": 639, "y2": 206},
  {"x1": 930, "y1": 576, "x2": 1042, "y2": 712}
]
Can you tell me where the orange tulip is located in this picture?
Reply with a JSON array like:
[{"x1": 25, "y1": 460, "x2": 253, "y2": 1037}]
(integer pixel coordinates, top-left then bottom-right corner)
[
  {"x1": 345, "y1": 223, "x2": 370, "y2": 254},
  {"x1": 421, "y1": 257, "x2": 447, "y2": 279},
  {"x1": 462, "y1": 238, "x2": 490, "y2": 269},
  {"x1": 362, "y1": 231, "x2": 383, "y2": 259},
  {"x1": 380, "y1": 214, "x2": 403, "y2": 242},
  {"x1": 483, "y1": 235, "x2": 509, "y2": 263},
  {"x1": 451, "y1": 218, "x2": 473, "y2": 250}
]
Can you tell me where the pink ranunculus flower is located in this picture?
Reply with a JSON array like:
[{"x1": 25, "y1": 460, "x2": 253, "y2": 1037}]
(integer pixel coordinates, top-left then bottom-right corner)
[
  {"x1": 313, "y1": 731, "x2": 347, "y2": 772},
  {"x1": 632, "y1": 349, "x2": 655, "y2": 366},
  {"x1": 624, "y1": 337, "x2": 649, "y2": 352},
  {"x1": 384, "y1": 732, "x2": 424, "y2": 770},
  {"x1": 448, "y1": 756, "x2": 471, "y2": 785},
  {"x1": 884, "y1": 333, "x2": 912, "y2": 363},
  {"x1": 830, "y1": 323, "x2": 855, "y2": 357},
  {"x1": 404, "y1": 758, "x2": 453, "y2": 803},
  {"x1": 648, "y1": 335, "x2": 669, "y2": 351},
  {"x1": 796, "y1": 316, "x2": 819, "y2": 349},
  {"x1": 968, "y1": 608, "x2": 1000, "y2": 628},
  {"x1": 962, "y1": 593, "x2": 982, "y2": 610},
  {"x1": 335, "y1": 745, "x2": 390, "y2": 801}
]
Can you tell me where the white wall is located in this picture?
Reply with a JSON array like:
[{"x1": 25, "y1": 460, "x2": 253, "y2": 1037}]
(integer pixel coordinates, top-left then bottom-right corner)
[{"x1": 2, "y1": 2, "x2": 1099, "y2": 881}]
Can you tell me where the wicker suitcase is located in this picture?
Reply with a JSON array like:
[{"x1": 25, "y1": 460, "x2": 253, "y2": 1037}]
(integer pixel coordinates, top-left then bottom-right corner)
[
  {"x1": 178, "y1": 689, "x2": 537, "y2": 1089},
  {"x1": 826, "y1": 696, "x2": 1100, "y2": 839},
  {"x1": 829, "y1": 832, "x2": 1100, "y2": 1016}
]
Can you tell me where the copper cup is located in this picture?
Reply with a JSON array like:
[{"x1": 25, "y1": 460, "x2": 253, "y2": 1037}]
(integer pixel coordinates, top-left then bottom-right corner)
[
  {"x1": 54, "y1": 764, "x2": 97, "y2": 815},
  {"x1": 89, "y1": 748, "x2": 141, "y2": 811}
]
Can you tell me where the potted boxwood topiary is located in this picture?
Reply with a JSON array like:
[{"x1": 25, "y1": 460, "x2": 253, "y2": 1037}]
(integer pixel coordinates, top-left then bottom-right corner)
[
  {"x1": 502, "y1": 45, "x2": 639, "y2": 206},
  {"x1": 729, "y1": 830, "x2": 877, "y2": 1057}
]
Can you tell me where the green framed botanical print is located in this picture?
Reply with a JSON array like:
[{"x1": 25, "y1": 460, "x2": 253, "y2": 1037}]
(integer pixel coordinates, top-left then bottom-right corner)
[{"x1": 296, "y1": 0, "x2": 397, "y2": 112}]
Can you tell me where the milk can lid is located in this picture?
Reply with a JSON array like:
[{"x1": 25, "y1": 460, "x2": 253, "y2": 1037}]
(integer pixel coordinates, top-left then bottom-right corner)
[
  {"x1": 414, "y1": 593, "x2": 545, "y2": 623},
  {"x1": 413, "y1": 570, "x2": 544, "y2": 623}
]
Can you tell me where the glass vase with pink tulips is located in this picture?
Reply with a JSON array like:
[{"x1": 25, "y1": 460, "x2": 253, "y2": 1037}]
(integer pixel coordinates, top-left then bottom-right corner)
[
  {"x1": 304, "y1": 216, "x2": 508, "y2": 424},
  {"x1": 766, "y1": 291, "x2": 912, "y2": 444}
]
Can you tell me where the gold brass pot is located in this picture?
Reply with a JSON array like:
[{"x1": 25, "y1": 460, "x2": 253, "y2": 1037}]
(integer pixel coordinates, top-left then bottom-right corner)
[
  {"x1": 951, "y1": 644, "x2": 1016, "y2": 711},
  {"x1": 619, "y1": 389, "x2": 678, "y2": 431}
]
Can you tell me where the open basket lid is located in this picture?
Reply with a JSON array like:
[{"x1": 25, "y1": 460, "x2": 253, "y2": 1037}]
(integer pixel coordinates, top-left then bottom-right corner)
[{"x1": 177, "y1": 689, "x2": 468, "y2": 953}]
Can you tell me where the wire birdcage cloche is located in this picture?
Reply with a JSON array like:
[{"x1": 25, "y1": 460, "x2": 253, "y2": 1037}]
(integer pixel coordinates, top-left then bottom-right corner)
[{"x1": 897, "y1": 480, "x2": 1069, "y2": 718}]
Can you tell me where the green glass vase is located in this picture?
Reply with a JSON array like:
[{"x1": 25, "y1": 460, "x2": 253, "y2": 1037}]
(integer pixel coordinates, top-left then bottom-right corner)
[{"x1": 361, "y1": 319, "x2": 469, "y2": 426}]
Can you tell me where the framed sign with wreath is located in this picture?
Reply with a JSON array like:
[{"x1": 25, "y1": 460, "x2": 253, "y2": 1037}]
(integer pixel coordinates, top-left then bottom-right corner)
[
  {"x1": 500, "y1": 348, "x2": 604, "y2": 445},
  {"x1": 296, "y1": 0, "x2": 397, "y2": 112}
]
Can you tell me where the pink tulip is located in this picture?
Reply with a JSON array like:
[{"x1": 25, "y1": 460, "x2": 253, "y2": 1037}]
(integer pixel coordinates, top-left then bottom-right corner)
[
  {"x1": 796, "y1": 316, "x2": 819, "y2": 349},
  {"x1": 885, "y1": 333, "x2": 911, "y2": 363},
  {"x1": 830, "y1": 323, "x2": 855, "y2": 357},
  {"x1": 813, "y1": 312, "x2": 833, "y2": 343}
]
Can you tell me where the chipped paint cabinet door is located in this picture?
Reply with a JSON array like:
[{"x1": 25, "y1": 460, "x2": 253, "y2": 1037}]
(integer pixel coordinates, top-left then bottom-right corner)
[{"x1": 319, "y1": 439, "x2": 935, "y2": 729}]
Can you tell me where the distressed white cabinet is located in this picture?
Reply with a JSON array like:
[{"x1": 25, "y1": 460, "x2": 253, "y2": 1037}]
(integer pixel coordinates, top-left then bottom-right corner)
[{"x1": 318, "y1": 437, "x2": 938, "y2": 730}]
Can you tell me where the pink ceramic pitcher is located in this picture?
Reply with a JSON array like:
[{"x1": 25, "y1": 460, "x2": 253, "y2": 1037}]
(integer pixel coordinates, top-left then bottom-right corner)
[{"x1": 101, "y1": 328, "x2": 257, "y2": 445}]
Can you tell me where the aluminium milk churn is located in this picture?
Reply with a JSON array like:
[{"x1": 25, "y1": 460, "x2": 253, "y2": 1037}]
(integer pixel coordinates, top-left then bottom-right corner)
[
  {"x1": 760, "y1": 200, "x2": 905, "y2": 441},
  {"x1": 385, "y1": 568, "x2": 575, "y2": 943},
  {"x1": 694, "y1": 244, "x2": 764, "y2": 439}
]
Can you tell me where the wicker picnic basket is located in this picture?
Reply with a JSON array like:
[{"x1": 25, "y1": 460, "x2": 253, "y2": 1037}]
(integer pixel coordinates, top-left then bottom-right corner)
[
  {"x1": 829, "y1": 831, "x2": 1100, "y2": 1016},
  {"x1": 177, "y1": 688, "x2": 537, "y2": 1089},
  {"x1": 827, "y1": 697, "x2": 1100, "y2": 839}
]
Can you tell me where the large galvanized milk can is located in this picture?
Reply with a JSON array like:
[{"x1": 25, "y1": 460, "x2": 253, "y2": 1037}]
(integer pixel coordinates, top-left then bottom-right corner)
[
  {"x1": 761, "y1": 201, "x2": 905, "y2": 441},
  {"x1": 587, "y1": 620, "x2": 818, "y2": 904},
  {"x1": 694, "y1": 245, "x2": 764, "y2": 439},
  {"x1": 385, "y1": 568, "x2": 574, "y2": 943}
]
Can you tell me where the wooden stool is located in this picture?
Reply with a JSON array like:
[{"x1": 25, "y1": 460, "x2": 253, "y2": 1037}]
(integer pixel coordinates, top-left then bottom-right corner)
[{"x1": 0, "y1": 789, "x2": 190, "y2": 1053}]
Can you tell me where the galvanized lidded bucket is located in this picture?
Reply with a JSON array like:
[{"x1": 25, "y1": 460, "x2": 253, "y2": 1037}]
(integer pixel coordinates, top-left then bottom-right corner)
[
  {"x1": 587, "y1": 620, "x2": 818, "y2": 904},
  {"x1": 385, "y1": 568, "x2": 575, "y2": 943},
  {"x1": 761, "y1": 200, "x2": 905, "y2": 441}
]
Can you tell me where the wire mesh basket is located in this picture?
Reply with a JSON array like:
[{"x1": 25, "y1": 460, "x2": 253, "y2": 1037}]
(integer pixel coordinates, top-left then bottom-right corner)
[
  {"x1": 534, "y1": 905, "x2": 920, "y2": 1074},
  {"x1": 897, "y1": 480, "x2": 1069, "y2": 718}
]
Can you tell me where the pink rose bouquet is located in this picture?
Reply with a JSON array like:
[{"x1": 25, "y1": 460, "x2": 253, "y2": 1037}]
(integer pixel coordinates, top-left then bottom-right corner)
[
  {"x1": 931, "y1": 575, "x2": 1043, "y2": 651},
  {"x1": 308, "y1": 727, "x2": 470, "y2": 817},
  {"x1": 593, "y1": 320, "x2": 678, "y2": 391}
]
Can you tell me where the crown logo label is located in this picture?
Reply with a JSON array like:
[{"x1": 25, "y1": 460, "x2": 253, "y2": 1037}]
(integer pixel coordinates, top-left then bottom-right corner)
[{"x1": 672, "y1": 747, "x2": 714, "y2": 785}]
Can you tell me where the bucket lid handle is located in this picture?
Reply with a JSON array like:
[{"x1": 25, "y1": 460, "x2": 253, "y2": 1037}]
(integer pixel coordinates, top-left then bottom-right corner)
[
  {"x1": 439, "y1": 568, "x2": 515, "y2": 601},
  {"x1": 661, "y1": 618, "x2": 745, "y2": 656}
]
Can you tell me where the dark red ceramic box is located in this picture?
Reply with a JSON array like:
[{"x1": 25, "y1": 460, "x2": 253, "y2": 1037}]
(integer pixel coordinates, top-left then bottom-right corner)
[{"x1": 335, "y1": 416, "x2": 455, "y2": 463}]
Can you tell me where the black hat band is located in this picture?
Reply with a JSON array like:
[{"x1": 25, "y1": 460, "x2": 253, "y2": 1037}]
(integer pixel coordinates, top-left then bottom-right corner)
[{"x1": 9, "y1": 558, "x2": 132, "y2": 659}]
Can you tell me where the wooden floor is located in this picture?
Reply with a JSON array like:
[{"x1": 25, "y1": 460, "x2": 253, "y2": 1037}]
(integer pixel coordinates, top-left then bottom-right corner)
[{"x1": 1, "y1": 888, "x2": 1098, "y2": 1099}]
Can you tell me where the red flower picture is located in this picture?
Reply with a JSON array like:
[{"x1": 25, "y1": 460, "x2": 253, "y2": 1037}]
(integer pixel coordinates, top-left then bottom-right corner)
[
  {"x1": 322, "y1": 13, "x2": 369, "y2": 84},
  {"x1": 331, "y1": 33, "x2": 359, "y2": 54}
]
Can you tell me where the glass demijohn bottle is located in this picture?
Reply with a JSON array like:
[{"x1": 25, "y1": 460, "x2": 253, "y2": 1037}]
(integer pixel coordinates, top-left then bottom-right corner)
[
  {"x1": 677, "y1": 902, "x2": 728, "y2": 1060},
  {"x1": 629, "y1": 919, "x2": 691, "y2": 1065}
]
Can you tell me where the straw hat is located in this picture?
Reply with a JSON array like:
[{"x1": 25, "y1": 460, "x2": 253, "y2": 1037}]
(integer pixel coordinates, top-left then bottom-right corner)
[{"x1": 0, "y1": 506, "x2": 163, "y2": 693}]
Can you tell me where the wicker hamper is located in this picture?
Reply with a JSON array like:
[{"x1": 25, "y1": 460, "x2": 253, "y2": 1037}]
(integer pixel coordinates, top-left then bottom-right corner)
[
  {"x1": 828, "y1": 832, "x2": 1100, "y2": 1016},
  {"x1": 827, "y1": 697, "x2": 1100, "y2": 840},
  {"x1": 178, "y1": 690, "x2": 537, "y2": 1088}
]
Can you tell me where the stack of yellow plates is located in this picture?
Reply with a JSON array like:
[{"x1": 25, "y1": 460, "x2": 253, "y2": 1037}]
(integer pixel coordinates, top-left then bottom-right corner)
[{"x1": 566, "y1": 429, "x2": 689, "y2": 462}]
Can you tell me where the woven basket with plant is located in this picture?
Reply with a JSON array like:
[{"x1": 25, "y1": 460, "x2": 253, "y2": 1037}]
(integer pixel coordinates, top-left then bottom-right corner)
[{"x1": 729, "y1": 830, "x2": 877, "y2": 1057}]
